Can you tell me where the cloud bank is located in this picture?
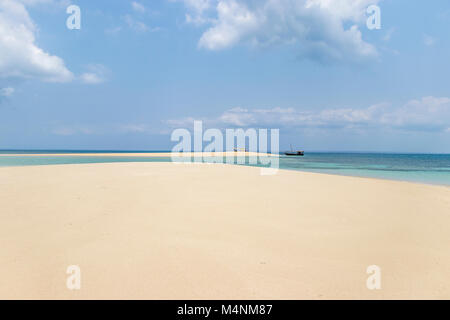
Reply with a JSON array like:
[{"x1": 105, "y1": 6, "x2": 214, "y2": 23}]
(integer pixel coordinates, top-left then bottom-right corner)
[
  {"x1": 80, "y1": 64, "x2": 110, "y2": 84},
  {"x1": 175, "y1": 0, "x2": 380, "y2": 62},
  {"x1": 131, "y1": 1, "x2": 146, "y2": 13},
  {"x1": 166, "y1": 97, "x2": 450, "y2": 133},
  {"x1": 0, "y1": 0, "x2": 73, "y2": 82}
]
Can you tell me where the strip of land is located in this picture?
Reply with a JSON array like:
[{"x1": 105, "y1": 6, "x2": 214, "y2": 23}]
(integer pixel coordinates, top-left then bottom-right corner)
[
  {"x1": 0, "y1": 162, "x2": 449, "y2": 299},
  {"x1": 0, "y1": 152, "x2": 273, "y2": 157}
]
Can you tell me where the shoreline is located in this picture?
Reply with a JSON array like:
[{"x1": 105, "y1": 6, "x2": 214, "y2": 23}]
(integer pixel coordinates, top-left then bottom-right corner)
[
  {"x1": 0, "y1": 154, "x2": 448, "y2": 187},
  {"x1": 0, "y1": 152, "x2": 275, "y2": 157}
]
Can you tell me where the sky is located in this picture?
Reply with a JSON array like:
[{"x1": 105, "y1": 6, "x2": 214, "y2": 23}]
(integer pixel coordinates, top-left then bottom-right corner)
[{"x1": 0, "y1": 0, "x2": 449, "y2": 152}]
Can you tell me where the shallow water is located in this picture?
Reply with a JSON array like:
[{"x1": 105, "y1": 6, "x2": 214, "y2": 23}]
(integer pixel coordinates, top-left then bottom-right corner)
[
  {"x1": 276, "y1": 153, "x2": 450, "y2": 186},
  {"x1": 0, "y1": 151, "x2": 449, "y2": 186}
]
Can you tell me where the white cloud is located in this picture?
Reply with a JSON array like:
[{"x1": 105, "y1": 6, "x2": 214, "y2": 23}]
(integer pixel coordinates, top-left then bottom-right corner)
[
  {"x1": 0, "y1": 0, "x2": 74, "y2": 82},
  {"x1": 172, "y1": 0, "x2": 212, "y2": 15},
  {"x1": 131, "y1": 1, "x2": 146, "y2": 13},
  {"x1": 175, "y1": 0, "x2": 379, "y2": 62},
  {"x1": 382, "y1": 27, "x2": 395, "y2": 42},
  {"x1": 423, "y1": 34, "x2": 436, "y2": 46},
  {"x1": 80, "y1": 64, "x2": 110, "y2": 84},
  {"x1": 381, "y1": 96, "x2": 450, "y2": 131},
  {"x1": 80, "y1": 73, "x2": 103, "y2": 84},
  {"x1": 166, "y1": 97, "x2": 450, "y2": 133},
  {"x1": 183, "y1": 0, "x2": 212, "y2": 12},
  {"x1": 123, "y1": 14, "x2": 160, "y2": 33},
  {"x1": 198, "y1": 1, "x2": 258, "y2": 50},
  {"x1": 124, "y1": 14, "x2": 149, "y2": 32},
  {"x1": 105, "y1": 26, "x2": 122, "y2": 35},
  {"x1": 120, "y1": 124, "x2": 153, "y2": 133},
  {"x1": 172, "y1": 0, "x2": 213, "y2": 24},
  {"x1": 0, "y1": 87, "x2": 14, "y2": 97}
]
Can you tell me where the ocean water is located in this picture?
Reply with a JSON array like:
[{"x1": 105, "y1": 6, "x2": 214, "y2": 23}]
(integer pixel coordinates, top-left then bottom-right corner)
[
  {"x1": 276, "y1": 153, "x2": 450, "y2": 186},
  {"x1": 0, "y1": 151, "x2": 449, "y2": 186}
]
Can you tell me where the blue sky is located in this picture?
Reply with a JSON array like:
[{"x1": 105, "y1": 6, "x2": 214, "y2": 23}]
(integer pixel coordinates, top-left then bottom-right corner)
[{"x1": 0, "y1": 0, "x2": 449, "y2": 152}]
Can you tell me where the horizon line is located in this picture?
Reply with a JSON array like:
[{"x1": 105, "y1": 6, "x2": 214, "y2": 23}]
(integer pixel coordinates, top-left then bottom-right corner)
[{"x1": 0, "y1": 149, "x2": 449, "y2": 155}]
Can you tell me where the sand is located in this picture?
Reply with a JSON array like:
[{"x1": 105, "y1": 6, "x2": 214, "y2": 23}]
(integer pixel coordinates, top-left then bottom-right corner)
[
  {"x1": 0, "y1": 152, "x2": 268, "y2": 157},
  {"x1": 0, "y1": 162, "x2": 450, "y2": 299}
]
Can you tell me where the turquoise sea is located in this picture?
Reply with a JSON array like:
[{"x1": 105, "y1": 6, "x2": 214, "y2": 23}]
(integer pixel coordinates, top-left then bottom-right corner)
[{"x1": 0, "y1": 151, "x2": 449, "y2": 186}]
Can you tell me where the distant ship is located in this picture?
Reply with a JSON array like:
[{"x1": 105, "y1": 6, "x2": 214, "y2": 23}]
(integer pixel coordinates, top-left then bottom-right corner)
[{"x1": 284, "y1": 145, "x2": 304, "y2": 156}]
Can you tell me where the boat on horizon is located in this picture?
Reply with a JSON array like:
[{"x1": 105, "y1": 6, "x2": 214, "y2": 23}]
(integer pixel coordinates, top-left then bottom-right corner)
[{"x1": 284, "y1": 145, "x2": 304, "y2": 156}]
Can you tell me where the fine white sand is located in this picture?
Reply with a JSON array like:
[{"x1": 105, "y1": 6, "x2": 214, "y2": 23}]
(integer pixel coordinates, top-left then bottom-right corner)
[
  {"x1": 0, "y1": 152, "x2": 268, "y2": 157},
  {"x1": 0, "y1": 162, "x2": 449, "y2": 299}
]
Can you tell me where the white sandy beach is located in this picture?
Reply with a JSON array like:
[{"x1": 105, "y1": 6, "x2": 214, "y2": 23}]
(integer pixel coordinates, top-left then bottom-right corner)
[
  {"x1": 0, "y1": 152, "x2": 266, "y2": 157},
  {"x1": 1, "y1": 162, "x2": 450, "y2": 299}
]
